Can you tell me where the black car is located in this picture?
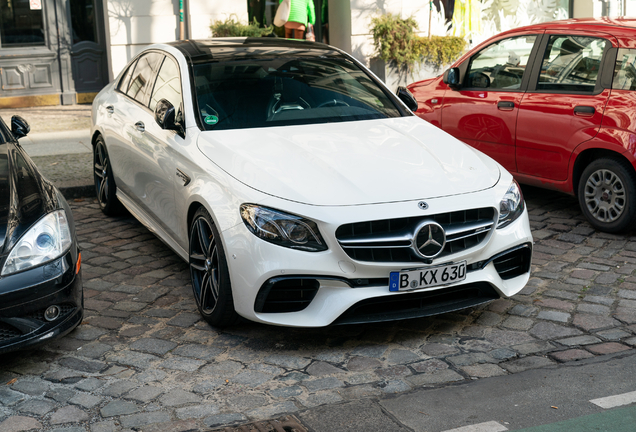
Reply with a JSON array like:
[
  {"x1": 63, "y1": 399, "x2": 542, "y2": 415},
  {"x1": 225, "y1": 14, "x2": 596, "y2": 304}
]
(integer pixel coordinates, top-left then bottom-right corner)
[{"x1": 0, "y1": 115, "x2": 83, "y2": 353}]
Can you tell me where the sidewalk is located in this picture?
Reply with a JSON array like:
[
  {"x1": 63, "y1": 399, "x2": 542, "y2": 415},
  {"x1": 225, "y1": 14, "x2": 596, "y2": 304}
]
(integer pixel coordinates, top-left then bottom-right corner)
[{"x1": 0, "y1": 104, "x2": 94, "y2": 198}]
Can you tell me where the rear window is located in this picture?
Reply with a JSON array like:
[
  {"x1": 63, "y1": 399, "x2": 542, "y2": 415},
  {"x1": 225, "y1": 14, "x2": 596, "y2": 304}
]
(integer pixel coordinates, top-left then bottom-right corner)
[
  {"x1": 613, "y1": 48, "x2": 636, "y2": 91},
  {"x1": 193, "y1": 55, "x2": 402, "y2": 130}
]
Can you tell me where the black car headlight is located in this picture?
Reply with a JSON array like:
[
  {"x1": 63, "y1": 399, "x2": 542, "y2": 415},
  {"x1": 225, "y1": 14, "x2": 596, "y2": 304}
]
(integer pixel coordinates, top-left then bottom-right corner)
[
  {"x1": 1, "y1": 210, "x2": 72, "y2": 276},
  {"x1": 497, "y1": 180, "x2": 525, "y2": 229},
  {"x1": 240, "y1": 204, "x2": 327, "y2": 252}
]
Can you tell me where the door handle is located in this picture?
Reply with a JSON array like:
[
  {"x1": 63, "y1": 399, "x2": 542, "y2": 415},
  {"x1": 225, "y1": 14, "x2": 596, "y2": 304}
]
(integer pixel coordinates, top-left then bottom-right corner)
[
  {"x1": 574, "y1": 106, "x2": 595, "y2": 115},
  {"x1": 497, "y1": 101, "x2": 515, "y2": 110},
  {"x1": 106, "y1": 105, "x2": 114, "y2": 114},
  {"x1": 135, "y1": 121, "x2": 145, "y2": 133}
]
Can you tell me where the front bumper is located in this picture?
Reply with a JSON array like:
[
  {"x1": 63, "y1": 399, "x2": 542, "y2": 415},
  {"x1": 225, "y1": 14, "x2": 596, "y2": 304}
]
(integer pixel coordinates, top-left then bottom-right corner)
[
  {"x1": 0, "y1": 248, "x2": 83, "y2": 354},
  {"x1": 223, "y1": 198, "x2": 533, "y2": 327}
]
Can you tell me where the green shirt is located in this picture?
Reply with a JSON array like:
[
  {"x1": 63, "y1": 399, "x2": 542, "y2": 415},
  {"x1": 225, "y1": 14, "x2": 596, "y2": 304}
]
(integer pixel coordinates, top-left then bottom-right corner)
[{"x1": 280, "y1": 0, "x2": 316, "y2": 26}]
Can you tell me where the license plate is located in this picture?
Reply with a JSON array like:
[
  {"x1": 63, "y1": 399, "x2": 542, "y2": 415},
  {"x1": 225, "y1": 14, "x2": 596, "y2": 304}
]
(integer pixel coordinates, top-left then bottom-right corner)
[{"x1": 389, "y1": 261, "x2": 467, "y2": 292}]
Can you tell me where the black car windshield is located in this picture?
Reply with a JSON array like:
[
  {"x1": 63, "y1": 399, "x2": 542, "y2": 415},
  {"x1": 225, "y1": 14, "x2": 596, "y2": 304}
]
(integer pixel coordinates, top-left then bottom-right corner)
[{"x1": 193, "y1": 55, "x2": 402, "y2": 130}]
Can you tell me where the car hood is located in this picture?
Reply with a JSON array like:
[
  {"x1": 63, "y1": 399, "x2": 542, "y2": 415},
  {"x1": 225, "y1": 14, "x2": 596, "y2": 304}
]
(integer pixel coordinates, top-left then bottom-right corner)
[
  {"x1": 0, "y1": 142, "x2": 57, "y2": 255},
  {"x1": 197, "y1": 117, "x2": 501, "y2": 206}
]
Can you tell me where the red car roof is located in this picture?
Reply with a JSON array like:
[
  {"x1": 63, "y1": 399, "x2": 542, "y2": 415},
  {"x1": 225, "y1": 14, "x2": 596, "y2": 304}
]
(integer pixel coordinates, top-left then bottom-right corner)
[{"x1": 499, "y1": 17, "x2": 636, "y2": 38}]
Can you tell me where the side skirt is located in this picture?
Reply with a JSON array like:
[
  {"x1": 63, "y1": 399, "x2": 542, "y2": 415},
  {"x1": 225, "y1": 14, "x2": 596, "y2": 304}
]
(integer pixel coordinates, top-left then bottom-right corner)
[{"x1": 115, "y1": 189, "x2": 189, "y2": 262}]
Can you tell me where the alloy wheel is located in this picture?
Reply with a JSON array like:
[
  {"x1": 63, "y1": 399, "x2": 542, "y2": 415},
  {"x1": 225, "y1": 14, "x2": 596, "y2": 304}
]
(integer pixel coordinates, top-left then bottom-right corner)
[
  {"x1": 189, "y1": 216, "x2": 220, "y2": 314},
  {"x1": 94, "y1": 141, "x2": 110, "y2": 209},
  {"x1": 584, "y1": 168, "x2": 626, "y2": 223}
]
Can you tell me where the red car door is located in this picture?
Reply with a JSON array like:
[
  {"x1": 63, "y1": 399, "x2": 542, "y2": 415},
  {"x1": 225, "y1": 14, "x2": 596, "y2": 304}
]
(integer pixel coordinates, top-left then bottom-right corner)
[
  {"x1": 441, "y1": 33, "x2": 541, "y2": 173},
  {"x1": 515, "y1": 31, "x2": 617, "y2": 183}
]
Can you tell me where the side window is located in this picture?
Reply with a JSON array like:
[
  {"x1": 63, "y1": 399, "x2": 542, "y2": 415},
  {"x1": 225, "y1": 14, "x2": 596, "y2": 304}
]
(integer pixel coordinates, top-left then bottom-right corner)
[
  {"x1": 149, "y1": 56, "x2": 182, "y2": 113},
  {"x1": 465, "y1": 35, "x2": 537, "y2": 90},
  {"x1": 537, "y1": 35, "x2": 609, "y2": 93},
  {"x1": 117, "y1": 59, "x2": 138, "y2": 94},
  {"x1": 613, "y1": 48, "x2": 636, "y2": 91},
  {"x1": 126, "y1": 52, "x2": 164, "y2": 104}
]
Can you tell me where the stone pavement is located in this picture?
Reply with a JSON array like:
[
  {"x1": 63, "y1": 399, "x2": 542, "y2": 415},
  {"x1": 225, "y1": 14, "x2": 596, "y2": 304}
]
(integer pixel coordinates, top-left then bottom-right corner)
[{"x1": 0, "y1": 185, "x2": 635, "y2": 431}]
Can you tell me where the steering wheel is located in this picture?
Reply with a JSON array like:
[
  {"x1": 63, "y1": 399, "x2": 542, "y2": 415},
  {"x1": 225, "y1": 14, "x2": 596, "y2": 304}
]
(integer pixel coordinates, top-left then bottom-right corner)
[{"x1": 317, "y1": 99, "x2": 350, "y2": 108}]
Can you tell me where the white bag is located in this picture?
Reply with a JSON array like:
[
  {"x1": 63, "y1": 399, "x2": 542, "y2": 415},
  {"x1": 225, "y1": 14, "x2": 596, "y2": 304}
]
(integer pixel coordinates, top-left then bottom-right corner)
[{"x1": 274, "y1": 0, "x2": 291, "y2": 27}]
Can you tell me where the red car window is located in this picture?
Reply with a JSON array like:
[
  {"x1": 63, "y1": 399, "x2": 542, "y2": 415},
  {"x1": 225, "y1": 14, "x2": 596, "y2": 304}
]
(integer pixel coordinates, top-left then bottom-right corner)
[
  {"x1": 465, "y1": 35, "x2": 537, "y2": 90},
  {"x1": 537, "y1": 36, "x2": 608, "y2": 93},
  {"x1": 613, "y1": 48, "x2": 636, "y2": 91}
]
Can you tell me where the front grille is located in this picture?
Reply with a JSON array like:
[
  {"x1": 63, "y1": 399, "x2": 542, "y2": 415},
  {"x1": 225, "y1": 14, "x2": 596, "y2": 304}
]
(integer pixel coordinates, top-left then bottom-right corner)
[
  {"x1": 0, "y1": 322, "x2": 22, "y2": 341},
  {"x1": 25, "y1": 303, "x2": 76, "y2": 322},
  {"x1": 333, "y1": 282, "x2": 499, "y2": 325},
  {"x1": 336, "y1": 208, "x2": 496, "y2": 263}
]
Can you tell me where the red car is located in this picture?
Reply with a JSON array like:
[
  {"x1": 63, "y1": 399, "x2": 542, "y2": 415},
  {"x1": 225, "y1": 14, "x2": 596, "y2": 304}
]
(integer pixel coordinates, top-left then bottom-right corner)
[{"x1": 408, "y1": 18, "x2": 636, "y2": 233}]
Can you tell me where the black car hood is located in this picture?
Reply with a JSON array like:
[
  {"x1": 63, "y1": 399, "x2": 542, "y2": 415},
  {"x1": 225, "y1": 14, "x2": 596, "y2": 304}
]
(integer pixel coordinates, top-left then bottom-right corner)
[{"x1": 0, "y1": 140, "x2": 58, "y2": 257}]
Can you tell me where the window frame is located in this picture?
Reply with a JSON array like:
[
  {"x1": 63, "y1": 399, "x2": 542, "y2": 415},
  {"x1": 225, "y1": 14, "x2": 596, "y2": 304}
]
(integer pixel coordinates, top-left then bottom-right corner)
[
  {"x1": 148, "y1": 53, "x2": 185, "y2": 127},
  {"x1": 525, "y1": 32, "x2": 615, "y2": 96},
  {"x1": 461, "y1": 33, "x2": 543, "y2": 93},
  {"x1": 115, "y1": 50, "x2": 165, "y2": 108}
]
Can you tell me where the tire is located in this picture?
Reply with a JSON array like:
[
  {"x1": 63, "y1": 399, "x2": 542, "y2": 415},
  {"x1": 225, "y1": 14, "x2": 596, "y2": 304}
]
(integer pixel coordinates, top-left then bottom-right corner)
[
  {"x1": 93, "y1": 136, "x2": 124, "y2": 216},
  {"x1": 189, "y1": 207, "x2": 240, "y2": 327},
  {"x1": 578, "y1": 157, "x2": 636, "y2": 233}
]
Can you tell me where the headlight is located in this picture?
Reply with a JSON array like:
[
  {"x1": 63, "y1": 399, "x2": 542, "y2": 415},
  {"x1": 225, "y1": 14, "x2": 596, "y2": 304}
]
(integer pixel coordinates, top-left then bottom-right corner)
[
  {"x1": 497, "y1": 180, "x2": 525, "y2": 229},
  {"x1": 2, "y1": 210, "x2": 72, "y2": 276},
  {"x1": 240, "y1": 204, "x2": 327, "y2": 252}
]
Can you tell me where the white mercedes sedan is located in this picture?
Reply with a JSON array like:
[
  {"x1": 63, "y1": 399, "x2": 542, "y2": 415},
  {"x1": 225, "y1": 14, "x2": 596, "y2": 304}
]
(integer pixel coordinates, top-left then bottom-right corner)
[{"x1": 91, "y1": 38, "x2": 533, "y2": 327}]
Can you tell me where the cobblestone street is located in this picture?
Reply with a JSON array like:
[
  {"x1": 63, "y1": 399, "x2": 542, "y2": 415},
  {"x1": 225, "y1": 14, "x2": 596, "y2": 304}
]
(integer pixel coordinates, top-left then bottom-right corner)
[{"x1": 1, "y1": 186, "x2": 635, "y2": 431}]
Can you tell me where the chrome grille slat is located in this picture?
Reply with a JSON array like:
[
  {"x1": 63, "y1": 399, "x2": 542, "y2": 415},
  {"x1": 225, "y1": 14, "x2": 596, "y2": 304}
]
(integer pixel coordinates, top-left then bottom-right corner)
[
  {"x1": 335, "y1": 208, "x2": 496, "y2": 263},
  {"x1": 445, "y1": 220, "x2": 494, "y2": 237}
]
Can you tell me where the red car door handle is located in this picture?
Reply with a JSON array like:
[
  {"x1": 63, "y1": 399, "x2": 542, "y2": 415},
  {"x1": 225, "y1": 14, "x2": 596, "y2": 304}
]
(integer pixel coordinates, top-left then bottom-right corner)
[
  {"x1": 497, "y1": 101, "x2": 515, "y2": 110},
  {"x1": 574, "y1": 106, "x2": 595, "y2": 115}
]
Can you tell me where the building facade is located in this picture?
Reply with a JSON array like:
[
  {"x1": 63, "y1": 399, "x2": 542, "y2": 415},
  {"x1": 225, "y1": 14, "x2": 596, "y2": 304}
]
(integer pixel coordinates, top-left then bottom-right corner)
[{"x1": 0, "y1": 0, "x2": 633, "y2": 108}]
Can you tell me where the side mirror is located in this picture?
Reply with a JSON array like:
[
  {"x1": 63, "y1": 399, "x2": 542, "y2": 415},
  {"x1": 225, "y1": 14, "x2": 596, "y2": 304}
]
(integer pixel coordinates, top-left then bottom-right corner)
[
  {"x1": 396, "y1": 86, "x2": 418, "y2": 112},
  {"x1": 442, "y1": 67, "x2": 461, "y2": 89},
  {"x1": 155, "y1": 99, "x2": 183, "y2": 136},
  {"x1": 11, "y1": 115, "x2": 30, "y2": 138}
]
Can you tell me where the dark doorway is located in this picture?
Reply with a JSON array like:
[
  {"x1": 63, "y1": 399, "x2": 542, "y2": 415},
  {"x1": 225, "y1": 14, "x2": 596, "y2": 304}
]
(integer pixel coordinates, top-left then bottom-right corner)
[{"x1": 68, "y1": 0, "x2": 108, "y2": 100}]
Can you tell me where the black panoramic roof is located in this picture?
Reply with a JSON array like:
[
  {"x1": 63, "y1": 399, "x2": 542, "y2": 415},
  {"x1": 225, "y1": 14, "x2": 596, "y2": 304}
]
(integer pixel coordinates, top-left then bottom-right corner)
[{"x1": 167, "y1": 38, "x2": 343, "y2": 64}]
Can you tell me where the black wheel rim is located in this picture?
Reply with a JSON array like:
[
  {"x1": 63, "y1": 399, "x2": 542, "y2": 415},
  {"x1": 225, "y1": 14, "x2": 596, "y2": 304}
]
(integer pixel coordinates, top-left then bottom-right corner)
[
  {"x1": 94, "y1": 141, "x2": 110, "y2": 209},
  {"x1": 189, "y1": 216, "x2": 220, "y2": 315},
  {"x1": 584, "y1": 168, "x2": 626, "y2": 223}
]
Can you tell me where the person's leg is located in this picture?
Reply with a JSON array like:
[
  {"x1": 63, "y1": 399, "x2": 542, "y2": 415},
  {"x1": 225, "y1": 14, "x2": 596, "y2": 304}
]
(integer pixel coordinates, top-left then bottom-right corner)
[
  {"x1": 293, "y1": 28, "x2": 304, "y2": 39},
  {"x1": 285, "y1": 27, "x2": 293, "y2": 38}
]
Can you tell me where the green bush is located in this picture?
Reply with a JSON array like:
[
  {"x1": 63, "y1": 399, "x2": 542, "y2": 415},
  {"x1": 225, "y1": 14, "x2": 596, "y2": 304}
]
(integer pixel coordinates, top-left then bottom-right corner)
[
  {"x1": 210, "y1": 16, "x2": 273, "y2": 37},
  {"x1": 371, "y1": 14, "x2": 466, "y2": 70},
  {"x1": 370, "y1": 14, "x2": 420, "y2": 70},
  {"x1": 416, "y1": 36, "x2": 466, "y2": 68}
]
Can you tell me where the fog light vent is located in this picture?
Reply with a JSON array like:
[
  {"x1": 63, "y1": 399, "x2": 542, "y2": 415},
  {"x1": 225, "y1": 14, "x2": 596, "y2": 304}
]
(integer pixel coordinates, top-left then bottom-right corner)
[
  {"x1": 44, "y1": 305, "x2": 61, "y2": 322},
  {"x1": 492, "y1": 244, "x2": 532, "y2": 280},
  {"x1": 255, "y1": 278, "x2": 319, "y2": 313}
]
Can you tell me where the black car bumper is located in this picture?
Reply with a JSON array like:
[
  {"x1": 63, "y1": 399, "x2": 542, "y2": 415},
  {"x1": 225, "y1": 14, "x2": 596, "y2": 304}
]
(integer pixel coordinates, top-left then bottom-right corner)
[{"x1": 0, "y1": 248, "x2": 83, "y2": 354}]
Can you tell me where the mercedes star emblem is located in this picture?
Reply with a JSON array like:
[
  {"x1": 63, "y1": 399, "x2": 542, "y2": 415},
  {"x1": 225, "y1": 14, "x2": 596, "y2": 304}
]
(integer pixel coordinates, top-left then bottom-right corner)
[
  {"x1": 414, "y1": 221, "x2": 446, "y2": 259},
  {"x1": 418, "y1": 201, "x2": 429, "y2": 210}
]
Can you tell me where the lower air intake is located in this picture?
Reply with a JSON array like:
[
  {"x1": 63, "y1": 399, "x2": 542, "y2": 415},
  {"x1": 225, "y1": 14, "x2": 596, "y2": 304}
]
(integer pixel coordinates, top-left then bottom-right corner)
[
  {"x1": 333, "y1": 282, "x2": 499, "y2": 325},
  {"x1": 492, "y1": 244, "x2": 532, "y2": 280},
  {"x1": 255, "y1": 278, "x2": 319, "y2": 313}
]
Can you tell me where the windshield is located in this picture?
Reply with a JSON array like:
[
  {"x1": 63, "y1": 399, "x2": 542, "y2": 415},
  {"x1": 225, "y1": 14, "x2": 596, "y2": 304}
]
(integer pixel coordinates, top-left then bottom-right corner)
[{"x1": 193, "y1": 55, "x2": 402, "y2": 130}]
